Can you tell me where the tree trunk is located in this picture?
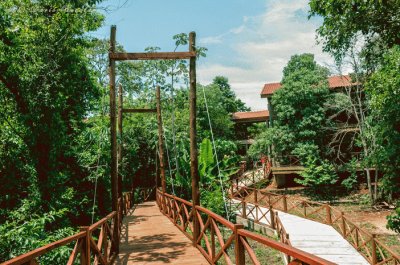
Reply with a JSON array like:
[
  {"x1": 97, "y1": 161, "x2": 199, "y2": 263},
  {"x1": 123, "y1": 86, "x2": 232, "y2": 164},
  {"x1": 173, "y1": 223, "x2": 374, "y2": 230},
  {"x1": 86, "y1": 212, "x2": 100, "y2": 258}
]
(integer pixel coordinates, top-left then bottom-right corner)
[
  {"x1": 374, "y1": 168, "x2": 378, "y2": 202},
  {"x1": 34, "y1": 135, "x2": 51, "y2": 210},
  {"x1": 365, "y1": 168, "x2": 374, "y2": 204}
]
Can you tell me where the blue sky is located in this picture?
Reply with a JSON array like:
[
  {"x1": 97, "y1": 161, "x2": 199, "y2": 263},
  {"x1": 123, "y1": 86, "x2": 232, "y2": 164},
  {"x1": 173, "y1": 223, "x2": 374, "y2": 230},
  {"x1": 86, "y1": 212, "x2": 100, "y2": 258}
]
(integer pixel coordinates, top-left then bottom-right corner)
[{"x1": 94, "y1": 0, "x2": 334, "y2": 110}]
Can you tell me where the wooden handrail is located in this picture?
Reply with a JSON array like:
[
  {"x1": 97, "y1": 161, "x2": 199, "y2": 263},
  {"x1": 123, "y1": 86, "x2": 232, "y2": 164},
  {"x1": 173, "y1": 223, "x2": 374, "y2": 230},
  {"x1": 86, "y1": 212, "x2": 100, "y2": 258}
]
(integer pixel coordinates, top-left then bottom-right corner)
[
  {"x1": 230, "y1": 186, "x2": 400, "y2": 265},
  {"x1": 1, "y1": 232, "x2": 86, "y2": 265},
  {"x1": 238, "y1": 229, "x2": 334, "y2": 265},
  {"x1": 195, "y1": 205, "x2": 235, "y2": 230},
  {"x1": 2, "y1": 189, "x2": 138, "y2": 265},
  {"x1": 89, "y1": 211, "x2": 116, "y2": 231},
  {"x1": 156, "y1": 189, "x2": 333, "y2": 265}
]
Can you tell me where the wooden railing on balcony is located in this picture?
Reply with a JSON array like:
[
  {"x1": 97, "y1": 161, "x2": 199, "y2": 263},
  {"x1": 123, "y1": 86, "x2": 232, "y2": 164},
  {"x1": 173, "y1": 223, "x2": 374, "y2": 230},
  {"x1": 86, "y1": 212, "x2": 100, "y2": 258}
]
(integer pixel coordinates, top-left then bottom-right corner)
[
  {"x1": 231, "y1": 186, "x2": 400, "y2": 265},
  {"x1": 156, "y1": 189, "x2": 334, "y2": 265},
  {"x1": 3, "y1": 189, "x2": 139, "y2": 265}
]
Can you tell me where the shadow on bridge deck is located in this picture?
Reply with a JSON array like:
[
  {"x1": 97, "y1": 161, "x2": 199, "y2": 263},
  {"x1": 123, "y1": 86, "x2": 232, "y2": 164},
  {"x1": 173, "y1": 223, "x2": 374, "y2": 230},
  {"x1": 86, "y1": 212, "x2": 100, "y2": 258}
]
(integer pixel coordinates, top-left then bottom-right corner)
[{"x1": 116, "y1": 201, "x2": 208, "y2": 265}]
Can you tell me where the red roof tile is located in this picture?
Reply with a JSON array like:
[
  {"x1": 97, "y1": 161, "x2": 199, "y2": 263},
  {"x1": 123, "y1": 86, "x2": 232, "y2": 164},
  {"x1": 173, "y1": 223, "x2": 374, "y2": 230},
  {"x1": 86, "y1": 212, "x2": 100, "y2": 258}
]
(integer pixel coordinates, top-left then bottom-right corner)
[
  {"x1": 260, "y1": 75, "x2": 357, "y2": 97},
  {"x1": 328, "y1": 75, "x2": 354, "y2": 88},
  {"x1": 261, "y1": 82, "x2": 282, "y2": 98},
  {"x1": 232, "y1": 110, "x2": 269, "y2": 123}
]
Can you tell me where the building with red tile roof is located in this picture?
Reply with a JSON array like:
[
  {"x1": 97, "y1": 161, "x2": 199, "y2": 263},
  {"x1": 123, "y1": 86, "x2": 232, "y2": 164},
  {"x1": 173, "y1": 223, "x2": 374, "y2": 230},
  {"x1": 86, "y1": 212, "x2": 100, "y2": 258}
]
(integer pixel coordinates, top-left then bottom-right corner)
[
  {"x1": 261, "y1": 75, "x2": 356, "y2": 98},
  {"x1": 232, "y1": 110, "x2": 269, "y2": 123}
]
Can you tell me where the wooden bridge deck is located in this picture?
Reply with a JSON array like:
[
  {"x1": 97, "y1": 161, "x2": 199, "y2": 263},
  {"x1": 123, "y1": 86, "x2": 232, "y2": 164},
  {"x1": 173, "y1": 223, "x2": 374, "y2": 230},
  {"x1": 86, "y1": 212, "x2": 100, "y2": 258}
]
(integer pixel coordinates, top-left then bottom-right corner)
[{"x1": 115, "y1": 201, "x2": 208, "y2": 265}]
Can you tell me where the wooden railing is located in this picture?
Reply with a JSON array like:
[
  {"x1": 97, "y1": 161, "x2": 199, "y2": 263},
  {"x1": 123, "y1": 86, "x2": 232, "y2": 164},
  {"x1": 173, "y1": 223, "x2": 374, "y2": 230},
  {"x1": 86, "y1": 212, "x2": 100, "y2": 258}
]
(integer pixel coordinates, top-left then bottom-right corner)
[
  {"x1": 230, "y1": 166, "x2": 269, "y2": 195},
  {"x1": 2, "y1": 189, "x2": 137, "y2": 265},
  {"x1": 231, "y1": 186, "x2": 400, "y2": 265},
  {"x1": 156, "y1": 189, "x2": 334, "y2": 265}
]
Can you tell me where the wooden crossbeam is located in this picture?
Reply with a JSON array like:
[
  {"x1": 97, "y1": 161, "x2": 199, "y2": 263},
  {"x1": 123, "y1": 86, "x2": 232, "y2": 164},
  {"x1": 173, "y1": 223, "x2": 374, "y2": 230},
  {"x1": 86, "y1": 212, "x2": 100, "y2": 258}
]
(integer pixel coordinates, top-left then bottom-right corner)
[
  {"x1": 122, "y1": 108, "x2": 157, "y2": 113},
  {"x1": 109, "y1": 51, "x2": 196, "y2": 61}
]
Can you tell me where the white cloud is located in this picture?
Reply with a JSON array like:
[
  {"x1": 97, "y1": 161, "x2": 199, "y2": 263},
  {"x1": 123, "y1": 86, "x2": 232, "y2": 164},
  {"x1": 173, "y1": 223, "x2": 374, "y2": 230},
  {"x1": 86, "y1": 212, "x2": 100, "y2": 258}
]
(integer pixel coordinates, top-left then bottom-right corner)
[
  {"x1": 199, "y1": 35, "x2": 223, "y2": 45},
  {"x1": 198, "y1": 0, "x2": 335, "y2": 110}
]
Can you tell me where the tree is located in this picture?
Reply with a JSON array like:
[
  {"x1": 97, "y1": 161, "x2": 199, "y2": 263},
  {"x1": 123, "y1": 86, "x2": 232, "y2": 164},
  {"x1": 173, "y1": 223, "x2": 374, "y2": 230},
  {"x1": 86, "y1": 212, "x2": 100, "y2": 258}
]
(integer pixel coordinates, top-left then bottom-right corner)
[
  {"x1": 324, "y1": 58, "x2": 380, "y2": 202},
  {"x1": 212, "y1": 76, "x2": 249, "y2": 113},
  {"x1": 366, "y1": 46, "x2": 400, "y2": 200},
  {"x1": 252, "y1": 54, "x2": 337, "y2": 186},
  {"x1": 309, "y1": 0, "x2": 400, "y2": 63},
  {"x1": 272, "y1": 54, "x2": 331, "y2": 157},
  {"x1": 0, "y1": 1, "x2": 103, "y2": 210}
]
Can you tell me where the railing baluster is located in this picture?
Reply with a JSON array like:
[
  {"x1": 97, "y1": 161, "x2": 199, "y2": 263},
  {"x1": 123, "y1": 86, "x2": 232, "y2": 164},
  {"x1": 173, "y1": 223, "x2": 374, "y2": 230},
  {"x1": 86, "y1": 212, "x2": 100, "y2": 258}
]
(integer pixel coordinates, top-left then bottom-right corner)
[
  {"x1": 270, "y1": 206, "x2": 275, "y2": 229},
  {"x1": 234, "y1": 224, "x2": 245, "y2": 265},
  {"x1": 283, "y1": 195, "x2": 288, "y2": 212},
  {"x1": 242, "y1": 200, "x2": 247, "y2": 219},
  {"x1": 79, "y1": 226, "x2": 90, "y2": 265},
  {"x1": 341, "y1": 212, "x2": 346, "y2": 237},
  {"x1": 211, "y1": 219, "x2": 215, "y2": 261},
  {"x1": 372, "y1": 234, "x2": 377, "y2": 265},
  {"x1": 326, "y1": 205, "x2": 332, "y2": 224}
]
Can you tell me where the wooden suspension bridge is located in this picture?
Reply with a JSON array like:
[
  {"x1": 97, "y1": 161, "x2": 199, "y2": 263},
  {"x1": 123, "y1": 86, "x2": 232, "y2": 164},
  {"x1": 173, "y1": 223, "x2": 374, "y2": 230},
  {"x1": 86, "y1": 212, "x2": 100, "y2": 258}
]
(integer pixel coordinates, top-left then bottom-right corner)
[{"x1": 2, "y1": 26, "x2": 400, "y2": 265}]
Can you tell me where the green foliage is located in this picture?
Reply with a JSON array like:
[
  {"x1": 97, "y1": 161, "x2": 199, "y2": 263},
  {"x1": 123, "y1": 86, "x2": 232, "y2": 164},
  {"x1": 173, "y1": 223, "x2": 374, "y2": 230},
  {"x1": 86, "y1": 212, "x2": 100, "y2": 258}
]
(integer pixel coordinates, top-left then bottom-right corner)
[
  {"x1": 199, "y1": 138, "x2": 215, "y2": 178},
  {"x1": 212, "y1": 76, "x2": 249, "y2": 113},
  {"x1": 341, "y1": 159, "x2": 359, "y2": 190},
  {"x1": 0, "y1": 199, "x2": 75, "y2": 263},
  {"x1": 0, "y1": 0, "x2": 104, "y2": 210},
  {"x1": 248, "y1": 128, "x2": 274, "y2": 159},
  {"x1": 387, "y1": 202, "x2": 400, "y2": 233},
  {"x1": 296, "y1": 155, "x2": 338, "y2": 186},
  {"x1": 197, "y1": 138, "x2": 239, "y2": 216},
  {"x1": 271, "y1": 54, "x2": 330, "y2": 156},
  {"x1": 309, "y1": 0, "x2": 400, "y2": 63},
  {"x1": 366, "y1": 46, "x2": 400, "y2": 197},
  {"x1": 0, "y1": 1, "x2": 247, "y2": 260}
]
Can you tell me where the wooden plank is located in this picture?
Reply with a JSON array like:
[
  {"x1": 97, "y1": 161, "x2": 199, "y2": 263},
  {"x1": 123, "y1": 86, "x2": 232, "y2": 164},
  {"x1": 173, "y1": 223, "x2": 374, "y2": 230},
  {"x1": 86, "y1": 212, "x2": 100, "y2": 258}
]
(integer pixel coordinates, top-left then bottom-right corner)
[
  {"x1": 122, "y1": 108, "x2": 157, "y2": 113},
  {"x1": 115, "y1": 201, "x2": 208, "y2": 265},
  {"x1": 110, "y1": 51, "x2": 196, "y2": 61}
]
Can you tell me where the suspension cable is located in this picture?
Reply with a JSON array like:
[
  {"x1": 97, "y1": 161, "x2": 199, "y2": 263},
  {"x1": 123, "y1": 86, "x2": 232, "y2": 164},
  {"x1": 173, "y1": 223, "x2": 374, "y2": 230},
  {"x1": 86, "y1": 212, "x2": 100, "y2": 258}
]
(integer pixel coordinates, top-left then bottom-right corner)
[
  {"x1": 163, "y1": 126, "x2": 176, "y2": 195},
  {"x1": 201, "y1": 85, "x2": 230, "y2": 220}
]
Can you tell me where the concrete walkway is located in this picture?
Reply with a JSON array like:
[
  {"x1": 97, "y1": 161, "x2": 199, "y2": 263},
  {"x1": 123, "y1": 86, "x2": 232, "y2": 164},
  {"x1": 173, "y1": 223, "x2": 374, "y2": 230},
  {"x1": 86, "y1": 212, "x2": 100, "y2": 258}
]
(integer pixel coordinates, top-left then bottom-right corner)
[{"x1": 232, "y1": 199, "x2": 369, "y2": 265}]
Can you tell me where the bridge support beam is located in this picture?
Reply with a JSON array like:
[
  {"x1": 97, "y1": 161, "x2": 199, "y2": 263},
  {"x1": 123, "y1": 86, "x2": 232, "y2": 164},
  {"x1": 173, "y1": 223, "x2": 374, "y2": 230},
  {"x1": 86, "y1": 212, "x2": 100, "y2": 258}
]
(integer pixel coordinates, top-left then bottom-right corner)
[
  {"x1": 118, "y1": 83, "x2": 123, "y2": 199},
  {"x1": 109, "y1": 25, "x2": 119, "y2": 253},
  {"x1": 189, "y1": 31, "x2": 200, "y2": 245},
  {"x1": 156, "y1": 86, "x2": 167, "y2": 199}
]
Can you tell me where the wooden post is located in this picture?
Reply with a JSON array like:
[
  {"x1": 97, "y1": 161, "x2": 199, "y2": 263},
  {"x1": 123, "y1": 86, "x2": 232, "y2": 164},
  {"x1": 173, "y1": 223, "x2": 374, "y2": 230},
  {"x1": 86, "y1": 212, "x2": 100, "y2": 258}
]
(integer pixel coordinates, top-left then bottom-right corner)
[
  {"x1": 189, "y1": 31, "x2": 200, "y2": 246},
  {"x1": 79, "y1": 226, "x2": 90, "y2": 265},
  {"x1": 109, "y1": 25, "x2": 119, "y2": 253},
  {"x1": 156, "y1": 86, "x2": 167, "y2": 211},
  {"x1": 286, "y1": 234, "x2": 291, "y2": 262},
  {"x1": 355, "y1": 229, "x2": 359, "y2": 248},
  {"x1": 283, "y1": 195, "x2": 288, "y2": 212},
  {"x1": 326, "y1": 204, "x2": 332, "y2": 225},
  {"x1": 255, "y1": 205, "x2": 259, "y2": 222},
  {"x1": 371, "y1": 234, "x2": 377, "y2": 264},
  {"x1": 242, "y1": 200, "x2": 247, "y2": 218},
  {"x1": 341, "y1": 212, "x2": 346, "y2": 237},
  {"x1": 254, "y1": 189, "x2": 258, "y2": 203},
  {"x1": 118, "y1": 83, "x2": 123, "y2": 200},
  {"x1": 270, "y1": 206, "x2": 275, "y2": 229},
  {"x1": 234, "y1": 224, "x2": 245, "y2": 265},
  {"x1": 211, "y1": 220, "x2": 215, "y2": 261}
]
